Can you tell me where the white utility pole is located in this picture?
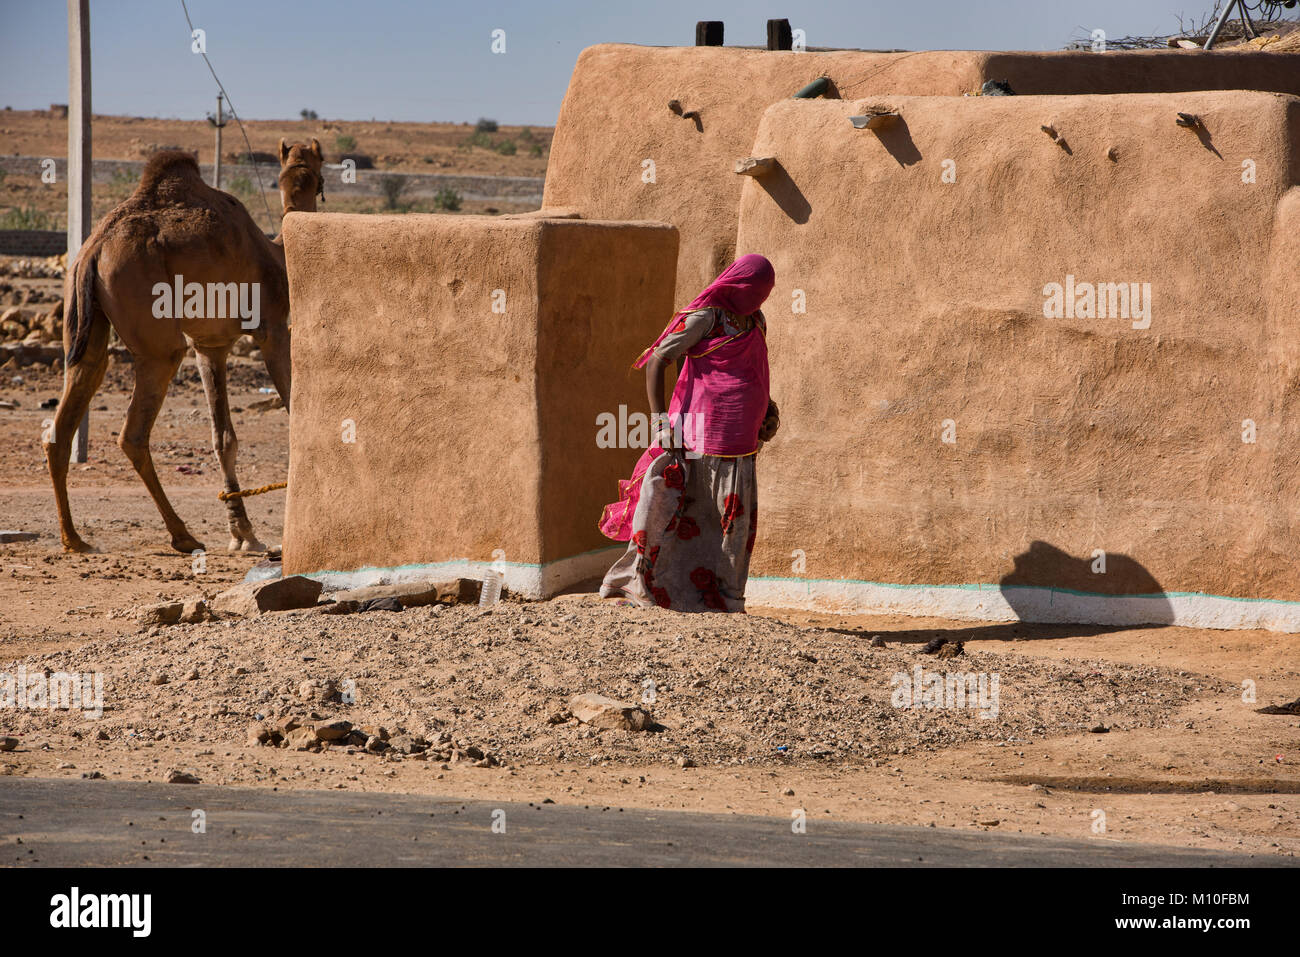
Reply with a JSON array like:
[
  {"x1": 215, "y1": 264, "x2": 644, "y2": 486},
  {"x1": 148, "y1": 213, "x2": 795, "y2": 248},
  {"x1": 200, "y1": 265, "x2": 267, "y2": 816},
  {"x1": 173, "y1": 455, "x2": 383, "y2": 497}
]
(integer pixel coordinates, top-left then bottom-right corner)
[{"x1": 67, "y1": 0, "x2": 91, "y2": 462}]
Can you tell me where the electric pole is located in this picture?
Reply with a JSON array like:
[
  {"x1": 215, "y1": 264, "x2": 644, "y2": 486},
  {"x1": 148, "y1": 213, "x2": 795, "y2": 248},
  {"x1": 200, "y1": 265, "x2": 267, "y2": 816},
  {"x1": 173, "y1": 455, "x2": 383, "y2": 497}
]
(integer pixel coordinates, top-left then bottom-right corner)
[
  {"x1": 208, "y1": 92, "x2": 227, "y2": 189},
  {"x1": 67, "y1": 0, "x2": 91, "y2": 462}
]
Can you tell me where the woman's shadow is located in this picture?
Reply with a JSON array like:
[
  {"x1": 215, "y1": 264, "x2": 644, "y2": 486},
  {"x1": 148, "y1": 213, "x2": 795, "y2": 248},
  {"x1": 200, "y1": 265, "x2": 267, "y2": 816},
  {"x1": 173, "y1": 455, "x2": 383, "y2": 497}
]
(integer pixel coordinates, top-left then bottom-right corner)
[{"x1": 827, "y1": 540, "x2": 1174, "y2": 646}]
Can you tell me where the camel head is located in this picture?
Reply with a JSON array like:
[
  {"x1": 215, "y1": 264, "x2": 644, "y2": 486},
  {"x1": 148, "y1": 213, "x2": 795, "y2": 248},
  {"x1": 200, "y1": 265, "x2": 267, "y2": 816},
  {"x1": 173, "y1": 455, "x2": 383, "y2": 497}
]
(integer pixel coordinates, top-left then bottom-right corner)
[{"x1": 278, "y1": 137, "x2": 324, "y2": 214}]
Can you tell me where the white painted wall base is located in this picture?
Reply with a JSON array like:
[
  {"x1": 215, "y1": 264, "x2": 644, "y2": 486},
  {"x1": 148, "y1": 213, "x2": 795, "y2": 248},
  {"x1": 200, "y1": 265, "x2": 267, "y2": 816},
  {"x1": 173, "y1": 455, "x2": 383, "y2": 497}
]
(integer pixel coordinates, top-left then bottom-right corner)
[
  {"x1": 303, "y1": 554, "x2": 1300, "y2": 633},
  {"x1": 305, "y1": 545, "x2": 624, "y2": 601},
  {"x1": 746, "y1": 577, "x2": 1300, "y2": 633}
]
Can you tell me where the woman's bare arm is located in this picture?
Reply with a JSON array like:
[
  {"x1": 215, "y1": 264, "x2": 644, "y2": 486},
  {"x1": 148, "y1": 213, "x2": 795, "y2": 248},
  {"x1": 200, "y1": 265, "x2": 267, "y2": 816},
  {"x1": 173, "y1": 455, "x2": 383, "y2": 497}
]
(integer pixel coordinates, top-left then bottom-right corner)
[
  {"x1": 645, "y1": 352, "x2": 673, "y2": 447},
  {"x1": 645, "y1": 352, "x2": 669, "y2": 419}
]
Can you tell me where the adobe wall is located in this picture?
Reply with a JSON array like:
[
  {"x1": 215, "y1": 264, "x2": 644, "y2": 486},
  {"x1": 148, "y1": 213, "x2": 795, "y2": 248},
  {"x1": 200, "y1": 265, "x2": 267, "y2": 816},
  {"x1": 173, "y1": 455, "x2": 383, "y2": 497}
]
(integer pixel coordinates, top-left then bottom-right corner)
[
  {"x1": 733, "y1": 91, "x2": 1300, "y2": 629},
  {"x1": 543, "y1": 44, "x2": 1300, "y2": 311},
  {"x1": 280, "y1": 212, "x2": 677, "y2": 596},
  {"x1": 980, "y1": 49, "x2": 1300, "y2": 96},
  {"x1": 543, "y1": 45, "x2": 994, "y2": 308}
]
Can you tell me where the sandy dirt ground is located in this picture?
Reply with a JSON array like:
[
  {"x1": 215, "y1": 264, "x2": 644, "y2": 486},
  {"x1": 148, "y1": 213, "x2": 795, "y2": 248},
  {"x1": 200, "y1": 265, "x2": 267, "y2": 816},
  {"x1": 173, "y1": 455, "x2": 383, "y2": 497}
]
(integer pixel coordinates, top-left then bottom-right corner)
[{"x1": 1, "y1": 356, "x2": 1298, "y2": 860}]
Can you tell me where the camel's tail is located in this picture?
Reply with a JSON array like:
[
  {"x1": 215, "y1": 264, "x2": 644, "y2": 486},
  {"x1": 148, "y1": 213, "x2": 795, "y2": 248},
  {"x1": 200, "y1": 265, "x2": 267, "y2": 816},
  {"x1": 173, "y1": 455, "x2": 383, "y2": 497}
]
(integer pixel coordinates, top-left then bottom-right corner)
[{"x1": 64, "y1": 245, "x2": 101, "y2": 367}]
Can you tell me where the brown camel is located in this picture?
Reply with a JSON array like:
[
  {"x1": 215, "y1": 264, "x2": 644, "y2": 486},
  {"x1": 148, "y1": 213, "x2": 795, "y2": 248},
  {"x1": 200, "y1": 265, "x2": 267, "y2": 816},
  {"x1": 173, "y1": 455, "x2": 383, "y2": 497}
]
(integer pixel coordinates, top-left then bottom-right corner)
[{"x1": 44, "y1": 138, "x2": 324, "y2": 555}]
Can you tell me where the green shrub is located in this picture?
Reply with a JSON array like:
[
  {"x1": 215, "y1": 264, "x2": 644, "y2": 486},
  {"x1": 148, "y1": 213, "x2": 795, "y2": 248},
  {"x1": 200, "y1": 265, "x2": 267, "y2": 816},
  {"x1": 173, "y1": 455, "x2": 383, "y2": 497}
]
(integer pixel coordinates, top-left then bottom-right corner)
[
  {"x1": 335, "y1": 133, "x2": 357, "y2": 153},
  {"x1": 495, "y1": 139, "x2": 517, "y2": 156},
  {"x1": 377, "y1": 174, "x2": 408, "y2": 210},
  {"x1": 0, "y1": 206, "x2": 58, "y2": 229},
  {"x1": 475, "y1": 118, "x2": 498, "y2": 133},
  {"x1": 433, "y1": 188, "x2": 462, "y2": 212}
]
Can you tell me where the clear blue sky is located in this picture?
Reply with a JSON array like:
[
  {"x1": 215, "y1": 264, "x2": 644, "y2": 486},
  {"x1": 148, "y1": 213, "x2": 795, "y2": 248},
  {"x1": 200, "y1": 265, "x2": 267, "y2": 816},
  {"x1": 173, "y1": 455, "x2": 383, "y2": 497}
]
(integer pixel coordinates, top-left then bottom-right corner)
[{"x1": 1, "y1": 0, "x2": 1218, "y2": 126}]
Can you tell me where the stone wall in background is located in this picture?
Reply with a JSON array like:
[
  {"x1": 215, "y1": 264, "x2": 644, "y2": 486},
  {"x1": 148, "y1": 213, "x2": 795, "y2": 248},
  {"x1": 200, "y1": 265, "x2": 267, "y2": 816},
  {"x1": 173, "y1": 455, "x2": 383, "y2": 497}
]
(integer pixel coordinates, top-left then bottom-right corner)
[{"x1": 0, "y1": 156, "x2": 544, "y2": 208}]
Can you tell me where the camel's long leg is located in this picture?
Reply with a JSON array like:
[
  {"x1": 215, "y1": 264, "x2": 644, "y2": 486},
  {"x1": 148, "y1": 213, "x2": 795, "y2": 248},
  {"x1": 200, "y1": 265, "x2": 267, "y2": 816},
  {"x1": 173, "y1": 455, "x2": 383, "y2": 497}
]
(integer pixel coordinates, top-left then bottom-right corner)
[
  {"x1": 119, "y1": 348, "x2": 205, "y2": 554},
  {"x1": 43, "y1": 312, "x2": 110, "y2": 552},
  {"x1": 195, "y1": 345, "x2": 266, "y2": 552},
  {"x1": 257, "y1": 322, "x2": 291, "y2": 412}
]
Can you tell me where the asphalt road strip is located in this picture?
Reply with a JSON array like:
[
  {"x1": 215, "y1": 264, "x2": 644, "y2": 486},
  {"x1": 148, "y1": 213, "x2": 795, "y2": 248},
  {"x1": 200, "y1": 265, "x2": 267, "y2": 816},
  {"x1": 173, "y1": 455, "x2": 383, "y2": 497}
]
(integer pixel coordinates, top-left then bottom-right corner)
[{"x1": 1, "y1": 777, "x2": 1288, "y2": 868}]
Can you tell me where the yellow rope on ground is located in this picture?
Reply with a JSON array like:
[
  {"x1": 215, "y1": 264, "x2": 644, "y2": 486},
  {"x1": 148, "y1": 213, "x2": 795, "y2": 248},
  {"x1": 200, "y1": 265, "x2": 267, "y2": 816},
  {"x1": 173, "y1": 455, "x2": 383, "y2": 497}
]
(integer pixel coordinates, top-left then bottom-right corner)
[{"x1": 218, "y1": 481, "x2": 287, "y2": 502}]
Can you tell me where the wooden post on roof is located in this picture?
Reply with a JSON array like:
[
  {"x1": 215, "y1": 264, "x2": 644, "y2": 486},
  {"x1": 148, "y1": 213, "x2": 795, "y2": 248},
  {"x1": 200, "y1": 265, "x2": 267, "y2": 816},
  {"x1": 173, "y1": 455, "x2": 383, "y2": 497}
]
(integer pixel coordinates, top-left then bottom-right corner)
[
  {"x1": 696, "y1": 21, "x2": 724, "y2": 46},
  {"x1": 767, "y1": 19, "x2": 793, "y2": 50}
]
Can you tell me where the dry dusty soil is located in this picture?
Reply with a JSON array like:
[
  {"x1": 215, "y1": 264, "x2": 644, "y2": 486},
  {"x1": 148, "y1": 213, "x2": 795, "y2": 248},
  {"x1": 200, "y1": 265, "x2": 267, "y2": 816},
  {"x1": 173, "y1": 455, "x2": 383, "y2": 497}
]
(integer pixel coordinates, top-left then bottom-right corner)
[{"x1": 1, "y1": 356, "x2": 1298, "y2": 862}]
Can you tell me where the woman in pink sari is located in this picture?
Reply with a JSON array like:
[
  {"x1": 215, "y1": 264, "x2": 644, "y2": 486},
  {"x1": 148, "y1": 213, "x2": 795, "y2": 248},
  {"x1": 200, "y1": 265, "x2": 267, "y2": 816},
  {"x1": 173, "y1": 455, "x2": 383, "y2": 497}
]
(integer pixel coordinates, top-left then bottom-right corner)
[{"x1": 599, "y1": 254, "x2": 780, "y2": 612}]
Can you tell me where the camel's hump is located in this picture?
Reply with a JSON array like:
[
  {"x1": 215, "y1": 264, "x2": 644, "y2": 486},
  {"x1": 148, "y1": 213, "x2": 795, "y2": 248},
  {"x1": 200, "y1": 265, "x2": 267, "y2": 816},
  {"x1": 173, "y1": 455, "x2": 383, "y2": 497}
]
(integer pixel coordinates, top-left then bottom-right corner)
[{"x1": 138, "y1": 150, "x2": 203, "y2": 191}]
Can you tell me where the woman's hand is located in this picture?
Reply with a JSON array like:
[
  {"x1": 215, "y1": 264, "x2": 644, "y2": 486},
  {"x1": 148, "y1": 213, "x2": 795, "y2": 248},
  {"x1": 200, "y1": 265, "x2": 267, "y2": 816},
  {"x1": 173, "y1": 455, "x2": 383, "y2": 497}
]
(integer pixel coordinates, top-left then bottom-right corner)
[
  {"x1": 645, "y1": 353, "x2": 681, "y2": 452},
  {"x1": 652, "y1": 414, "x2": 680, "y2": 451}
]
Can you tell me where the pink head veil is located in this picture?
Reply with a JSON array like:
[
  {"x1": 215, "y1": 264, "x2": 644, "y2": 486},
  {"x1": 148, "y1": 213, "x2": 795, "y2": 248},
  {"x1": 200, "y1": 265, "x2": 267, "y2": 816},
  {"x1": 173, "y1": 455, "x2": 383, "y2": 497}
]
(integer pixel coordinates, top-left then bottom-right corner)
[{"x1": 635, "y1": 254, "x2": 775, "y2": 368}]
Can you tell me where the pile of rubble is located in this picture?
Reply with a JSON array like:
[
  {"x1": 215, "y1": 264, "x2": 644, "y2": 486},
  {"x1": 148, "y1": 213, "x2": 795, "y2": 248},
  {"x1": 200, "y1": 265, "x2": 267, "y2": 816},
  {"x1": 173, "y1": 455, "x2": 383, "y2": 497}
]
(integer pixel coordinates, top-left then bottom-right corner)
[
  {"x1": 0, "y1": 256, "x2": 67, "y2": 368},
  {"x1": 1, "y1": 303, "x2": 60, "y2": 341},
  {"x1": 128, "y1": 572, "x2": 506, "y2": 766},
  {"x1": 1, "y1": 264, "x2": 65, "y2": 367},
  {"x1": 135, "y1": 573, "x2": 485, "y2": 631},
  {"x1": 0, "y1": 329, "x2": 64, "y2": 370},
  {"x1": 0, "y1": 255, "x2": 66, "y2": 280},
  {"x1": 5, "y1": 573, "x2": 1222, "y2": 775},
  {"x1": 0, "y1": 255, "x2": 267, "y2": 368},
  {"x1": 245, "y1": 714, "x2": 498, "y2": 766}
]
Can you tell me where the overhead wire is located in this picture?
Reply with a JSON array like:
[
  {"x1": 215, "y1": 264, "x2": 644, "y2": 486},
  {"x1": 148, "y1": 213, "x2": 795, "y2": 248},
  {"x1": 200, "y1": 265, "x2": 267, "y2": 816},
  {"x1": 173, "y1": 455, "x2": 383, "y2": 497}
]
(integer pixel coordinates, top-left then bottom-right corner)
[{"x1": 179, "y1": 0, "x2": 279, "y2": 231}]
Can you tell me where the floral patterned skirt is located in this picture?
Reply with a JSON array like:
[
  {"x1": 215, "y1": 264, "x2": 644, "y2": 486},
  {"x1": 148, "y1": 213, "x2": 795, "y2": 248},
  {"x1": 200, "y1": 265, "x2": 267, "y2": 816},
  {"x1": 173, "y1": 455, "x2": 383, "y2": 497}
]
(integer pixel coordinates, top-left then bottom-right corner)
[{"x1": 599, "y1": 451, "x2": 757, "y2": 612}]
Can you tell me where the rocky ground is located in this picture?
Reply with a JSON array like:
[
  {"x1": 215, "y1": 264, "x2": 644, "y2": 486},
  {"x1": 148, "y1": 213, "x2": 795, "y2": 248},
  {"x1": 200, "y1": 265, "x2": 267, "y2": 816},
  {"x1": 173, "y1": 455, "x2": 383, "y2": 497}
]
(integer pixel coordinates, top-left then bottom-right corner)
[
  {"x1": 0, "y1": 254, "x2": 278, "y2": 376},
  {"x1": 0, "y1": 256, "x2": 65, "y2": 366},
  {"x1": 1, "y1": 334, "x2": 1298, "y2": 859},
  {"x1": 5, "y1": 592, "x2": 1227, "y2": 771}
]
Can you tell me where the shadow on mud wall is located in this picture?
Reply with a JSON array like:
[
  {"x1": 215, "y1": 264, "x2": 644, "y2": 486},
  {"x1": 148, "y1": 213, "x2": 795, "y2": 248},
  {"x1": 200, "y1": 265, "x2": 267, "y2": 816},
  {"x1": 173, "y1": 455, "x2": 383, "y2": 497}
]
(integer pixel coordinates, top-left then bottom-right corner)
[
  {"x1": 872, "y1": 117, "x2": 922, "y2": 167},
  {"x1": 1187, "y1": 118, "x2": 1222, "y2": 159},
  {"x1": 757, "y1": 160, "x2": 811, "y2": 224},
  {"x1": 994, "y1": 539, "x2": 1175, "y2": 636},
  {"x1": 826, "y1": 540, "x2": 1174, "y2": 645},
  {"x1": 1001, "y1": 540, "x2": 1172, "y2": 612}
]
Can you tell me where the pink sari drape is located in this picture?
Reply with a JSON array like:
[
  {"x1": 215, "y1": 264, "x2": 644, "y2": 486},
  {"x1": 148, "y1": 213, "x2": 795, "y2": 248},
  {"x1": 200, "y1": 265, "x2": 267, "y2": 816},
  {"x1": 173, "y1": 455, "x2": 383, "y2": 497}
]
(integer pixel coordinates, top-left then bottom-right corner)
[
  {"x1": 601, "y1": 254, "x2": 775, "y2": 542},
  {"x1": 600, "y1": 318, "x2": 771, "y2": 542}
]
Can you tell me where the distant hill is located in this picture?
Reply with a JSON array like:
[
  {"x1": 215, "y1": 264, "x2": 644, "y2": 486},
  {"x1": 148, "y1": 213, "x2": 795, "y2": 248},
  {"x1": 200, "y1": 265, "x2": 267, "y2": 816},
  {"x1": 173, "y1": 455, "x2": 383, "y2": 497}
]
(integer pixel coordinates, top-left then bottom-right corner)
[
  {"x1": 0, "y1": 111, "x2": 552, "y2": 231},
  {"x1": 0, "y1": 109, "x2": 552, "y2": 177}
]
